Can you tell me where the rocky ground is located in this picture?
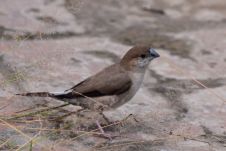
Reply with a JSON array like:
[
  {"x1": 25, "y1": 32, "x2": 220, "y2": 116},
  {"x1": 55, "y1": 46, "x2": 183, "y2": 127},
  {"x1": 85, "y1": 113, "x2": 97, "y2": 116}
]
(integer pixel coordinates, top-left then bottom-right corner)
[{"x1": 0, "y1": 0, "x2": 226, "y2": 150}]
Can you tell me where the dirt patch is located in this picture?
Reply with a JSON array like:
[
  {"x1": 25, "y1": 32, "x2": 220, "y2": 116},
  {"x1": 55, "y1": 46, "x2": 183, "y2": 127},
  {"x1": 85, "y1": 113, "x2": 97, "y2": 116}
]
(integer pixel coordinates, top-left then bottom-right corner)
[
  {"x1": 149, "y1": 70, "x2": 226, "y2": 91},
  {"x1": 0, "y1": 55, "x2": 26, "y2": 90},
  {"x1": 201, "y1": 49, "x2": 212, "y2": 55},
  {"x1": 148, "y1": 70, "x2": 226, "y2": 119},
  {"x1": 106, "y1": 141, "x2": 165, "y2": 151},
  {"x1": 36, "y1": 16, "x2": 67, "y2": 25},
  {"x1": 82, "y1": 50, "x2": 120, "y2": 63},
  {"x1": 0, "y1": 31, "x2": 82, "y2": 41},
  {"x1": 27, "y1": 8, "x2": 40, "y2": 13}
]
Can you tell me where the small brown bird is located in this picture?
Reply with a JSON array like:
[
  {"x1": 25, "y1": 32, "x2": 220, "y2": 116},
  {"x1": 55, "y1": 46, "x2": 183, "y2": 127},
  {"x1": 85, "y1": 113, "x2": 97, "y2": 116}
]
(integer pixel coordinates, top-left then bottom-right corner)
[{"x1": 17, "y1": 46, "x2": 160, "y2": 112}]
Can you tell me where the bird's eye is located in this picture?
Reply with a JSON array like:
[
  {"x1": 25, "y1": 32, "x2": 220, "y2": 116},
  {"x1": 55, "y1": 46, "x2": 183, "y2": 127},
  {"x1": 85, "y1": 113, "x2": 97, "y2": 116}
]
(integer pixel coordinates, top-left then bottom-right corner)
[{"x1": 140, "y1": 54, "x2": 146, "y2": 59}]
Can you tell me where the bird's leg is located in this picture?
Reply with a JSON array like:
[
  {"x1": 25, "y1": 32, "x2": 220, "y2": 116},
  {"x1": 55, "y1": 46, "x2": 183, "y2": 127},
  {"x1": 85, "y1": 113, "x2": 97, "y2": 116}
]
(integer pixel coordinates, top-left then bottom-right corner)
[
  {"x1": 99, "y1": 112, "x2": 111, "y2": 124},
  {"x1": 95, "y1": 120, "x2": 112, "y2": 141},
  {"x1": 95, "y1": 113, "x2": 139, "y2": 140}
]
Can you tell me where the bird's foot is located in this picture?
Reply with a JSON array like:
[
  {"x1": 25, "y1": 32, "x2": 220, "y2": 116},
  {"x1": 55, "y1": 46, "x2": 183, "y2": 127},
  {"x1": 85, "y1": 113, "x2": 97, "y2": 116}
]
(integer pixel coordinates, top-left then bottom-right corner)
[
  {"x1": 94, "y1": 114, "x2": 139, "y2": 140},
  {"x1": 113, "y1": 114, "x2": 139, "y2": 127},
  {"x1": 99, "y1": 112, "x2": 111, "y2": 124},
  {"x1": 95, "y1": 120, "x2": 114, "y2": 141},
  {"x1": 124, "y1": 114, "x2": 139, "y2": 123},
  {"x1": 101, "y1": 113, "x2": 139, "y2": 127}
]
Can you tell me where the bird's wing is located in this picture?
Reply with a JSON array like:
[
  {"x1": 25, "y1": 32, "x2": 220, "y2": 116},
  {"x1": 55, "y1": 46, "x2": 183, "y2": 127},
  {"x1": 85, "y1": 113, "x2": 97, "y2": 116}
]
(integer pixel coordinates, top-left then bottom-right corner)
[
  {"x1": 16, "y1": 64, "x2": 132, "y2": 100},
  {"x1": 63, "y1": 64, "x2": 132, "y2": 98}
]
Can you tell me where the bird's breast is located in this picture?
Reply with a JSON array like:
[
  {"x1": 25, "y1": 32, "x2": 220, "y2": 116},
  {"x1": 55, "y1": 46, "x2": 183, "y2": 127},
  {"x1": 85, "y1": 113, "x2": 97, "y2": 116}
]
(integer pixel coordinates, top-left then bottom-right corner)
[
  {"x1": 127, "y1": 71, "x2": 145, "y2": 96},
  {"x1": 112, "y1": 70, "x2": 145, "y2": 108}
]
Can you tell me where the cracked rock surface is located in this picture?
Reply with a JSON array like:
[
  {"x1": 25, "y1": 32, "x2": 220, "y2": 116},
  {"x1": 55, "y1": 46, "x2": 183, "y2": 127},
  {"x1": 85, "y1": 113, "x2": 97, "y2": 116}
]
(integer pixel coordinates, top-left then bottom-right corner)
[{"x1": 0, "y1": 0, "x2": 226, "y2": 150}]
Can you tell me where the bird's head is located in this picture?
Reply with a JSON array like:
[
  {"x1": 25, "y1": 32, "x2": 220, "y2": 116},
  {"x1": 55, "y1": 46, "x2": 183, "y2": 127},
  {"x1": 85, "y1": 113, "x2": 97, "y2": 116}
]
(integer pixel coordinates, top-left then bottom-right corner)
[{"x1": 120, "y1": 46, "x2": 160, "y2": 70}]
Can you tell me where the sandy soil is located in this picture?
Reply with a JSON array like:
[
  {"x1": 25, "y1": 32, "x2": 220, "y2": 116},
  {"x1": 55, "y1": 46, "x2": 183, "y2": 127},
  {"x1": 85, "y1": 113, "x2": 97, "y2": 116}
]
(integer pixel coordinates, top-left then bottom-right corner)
[{"x1": 0, "y1": 0, "x2": 226, "y2": 150}]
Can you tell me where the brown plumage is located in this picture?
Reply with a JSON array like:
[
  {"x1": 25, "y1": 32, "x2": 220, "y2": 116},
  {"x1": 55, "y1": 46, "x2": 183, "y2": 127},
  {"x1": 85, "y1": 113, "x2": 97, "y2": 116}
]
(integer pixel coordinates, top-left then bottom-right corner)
[
  {"x1": 17, "y1": 45, "x2": 160, "y2": 111},
  {"x1": 121, "y1": 45, "x2": 151, "y2": 65}
]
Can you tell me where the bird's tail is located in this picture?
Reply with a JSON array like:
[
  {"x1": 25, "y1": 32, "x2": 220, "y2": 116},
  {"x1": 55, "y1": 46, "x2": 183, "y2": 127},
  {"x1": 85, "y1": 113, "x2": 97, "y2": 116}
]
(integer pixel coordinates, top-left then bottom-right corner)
[
  {"x1": 16, "y1": 91, "x2": 73, "y2": 100},
  {"x1": 16, "y1": 92, "x2": 54, "y2": 97}
]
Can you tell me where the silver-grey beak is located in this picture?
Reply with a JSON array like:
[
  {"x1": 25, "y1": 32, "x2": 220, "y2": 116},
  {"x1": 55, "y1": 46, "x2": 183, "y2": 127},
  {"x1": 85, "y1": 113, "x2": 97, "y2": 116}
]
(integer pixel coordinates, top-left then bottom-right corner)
[{"x1": 149, "y1": 48, "x2": 160, "y2": 58}]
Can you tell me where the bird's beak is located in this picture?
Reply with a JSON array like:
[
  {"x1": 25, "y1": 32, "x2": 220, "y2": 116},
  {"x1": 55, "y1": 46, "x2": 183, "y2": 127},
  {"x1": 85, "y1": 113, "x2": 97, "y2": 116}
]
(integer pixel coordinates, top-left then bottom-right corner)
[{"x1": 149, "y1": 48, "x2": 160, "y2": 58}]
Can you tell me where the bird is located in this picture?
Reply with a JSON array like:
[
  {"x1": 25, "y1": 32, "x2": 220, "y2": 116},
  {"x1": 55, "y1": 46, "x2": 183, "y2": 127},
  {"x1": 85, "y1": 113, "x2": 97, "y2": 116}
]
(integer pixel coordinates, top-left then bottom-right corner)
[{"x1": 16, "y1": 46, "x2": 160, "y2": 112}]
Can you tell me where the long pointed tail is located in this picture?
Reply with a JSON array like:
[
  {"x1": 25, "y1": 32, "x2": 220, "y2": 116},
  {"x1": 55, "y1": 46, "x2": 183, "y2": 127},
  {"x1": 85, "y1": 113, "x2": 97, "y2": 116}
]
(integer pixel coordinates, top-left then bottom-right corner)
[
  {"x1": 16, "y1": 92, "x2": 54, "y2": 97},
  {"x1": 16, "y1": 91, "x2": 74, "y2": 100}
]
